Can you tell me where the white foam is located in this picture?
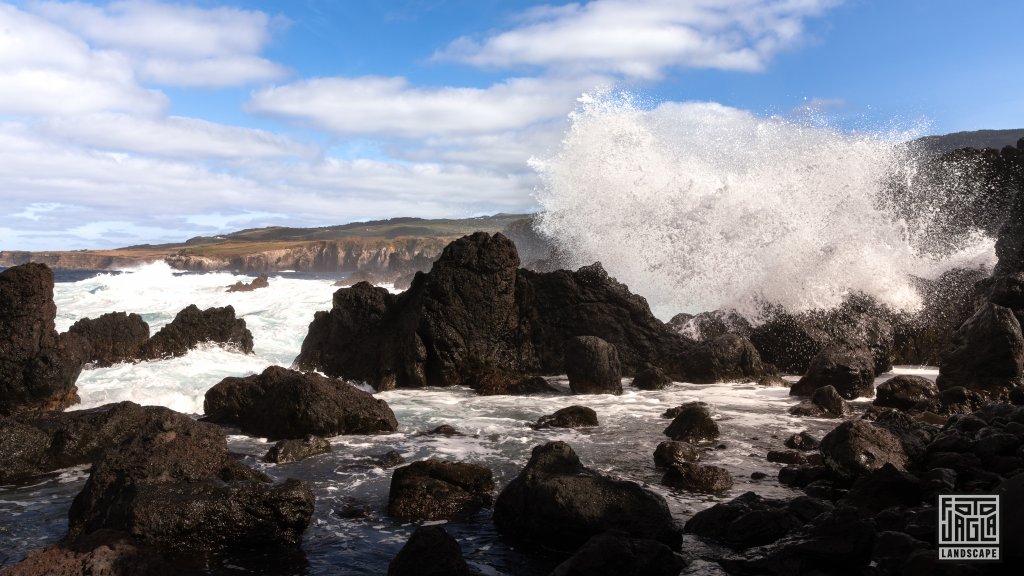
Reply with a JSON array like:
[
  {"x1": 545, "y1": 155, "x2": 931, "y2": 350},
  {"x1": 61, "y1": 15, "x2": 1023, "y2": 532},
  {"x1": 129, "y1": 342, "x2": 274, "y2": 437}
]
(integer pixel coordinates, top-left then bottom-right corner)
[{"x1": 533, "y1": 94, "x2": 996, "y2": 319}]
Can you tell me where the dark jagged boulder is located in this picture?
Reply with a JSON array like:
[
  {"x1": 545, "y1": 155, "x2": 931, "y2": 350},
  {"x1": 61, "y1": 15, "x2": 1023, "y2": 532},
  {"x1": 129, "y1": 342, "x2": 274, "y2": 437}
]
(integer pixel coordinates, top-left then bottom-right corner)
[
  {"x1": 789, "y1": 385, "x2": 850, "y2": 417},
  {"x1": 874, "y1": 375, "x2": 939, "y2": 410},
  {"x1": 0, "y1": 401, "x2": 173, "y2": 484},
  {"x1": 203, "y1": 366, "x2": 398, "y2": 440},
  {"x1": 666, "y1": 312, "x2": 693, "y2": 333},
  {"x1": 264, "y1": 435, "x2": 331, "y2": 464},
  {"x1": 66, "y1": 406, "x2": 314, "y2": 554},
  {"x1": 684, "y1": 492, "x2": 833, "y2": 550},
  {"x1": 493, "y1": 441, "x2": 679, "y2": 553},
  {"x1": 892, "y1": 268, "x2": 989, "y2": 365},
  {"x1": 673, "y1": 333, "x2": 782, "y2": 385},
  {"x1": 841, "y1": 463, "x2": 922, "y2": 512},
  {"x1": 564, "y1": 336, "x2": 622, "y2": 395},
  {"x1": 533, "y1": 405, "x2": 598, "y2": 429},
  {"x1": 653, "y1": 440, "x2": 700, "y2": 467},
  {"x1": 663, "y1": 402, "x2": 720, "y2": 443},
  {"x1": 387, "y1": 459, "x2": 494, "y2": 521},
  {"x1": 661, "y1": 462, "x2": 733, "y2": 494},
  {"x1": 388, "y1": 525, "x2": 472, "y2": 576},
  {"x1": 0, "y1": 530, "x2": 179, "y2": 576},
  {"x1": 549, "y1": 531, "x2": 687, "y2": 576},
  {"x1": 784, "y1": 431, "x2": 820, "y2": 451},
  {"x1": 68, "y1": 312, "x2": 150, "y2": 367},
  {"x1": 226, "y1": 274, "x2": 269, "y2": 293},
  {"x1": 936, "y1": 301, "x2": 1024, "y2": 400},
  {"x1": 790, "y1": 345, "x2": 876, "y2": 399},
  {"x1": 0, "y1": 263, "x2": 88, "y2": 415},
  {"x1": 296, "y1": 232, "x2": 774, "y2": 390},
  {"x1": 139, "y1": 304, "x2": 253, "y2": 360},
  {"x1": 469, "y1": 368, "x2": 559, "y2": 396},
  {"x1": 819, "y1": 420, "x2": 908, "y2": 479},
  {"x1": 631, "y1": 365, "x2": 672, "y2": 390}
]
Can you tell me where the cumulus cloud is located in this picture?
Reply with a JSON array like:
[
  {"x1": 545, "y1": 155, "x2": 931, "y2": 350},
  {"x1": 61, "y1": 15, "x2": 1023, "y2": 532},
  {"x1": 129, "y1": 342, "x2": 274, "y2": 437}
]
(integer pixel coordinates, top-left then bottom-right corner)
[
  {"x1": 0, "y1": 4, "x2": 166, "y2": 115},
  {"x1": 29, "y1": 0, "x2": 289, "y2": 87},
  {"x1": 436, "y1": 0, "x2": 841, "y2": 79},
  {"x1": 247, "y1": 75, "x2": 603, "y2": 138}
]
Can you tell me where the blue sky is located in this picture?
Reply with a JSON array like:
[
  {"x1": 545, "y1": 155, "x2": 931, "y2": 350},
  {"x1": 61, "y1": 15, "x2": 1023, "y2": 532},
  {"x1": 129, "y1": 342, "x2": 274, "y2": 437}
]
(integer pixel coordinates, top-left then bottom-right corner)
[{"x1": 1, "y1": 0, "x2": 1022, "y2": 250}]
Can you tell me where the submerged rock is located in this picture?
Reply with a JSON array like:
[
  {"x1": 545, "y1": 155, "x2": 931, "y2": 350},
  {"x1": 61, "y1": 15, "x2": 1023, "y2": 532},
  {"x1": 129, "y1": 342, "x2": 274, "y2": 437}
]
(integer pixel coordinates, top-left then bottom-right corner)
[
  {"x1": 663, "y1": 402, "x2": 720, "y2": 443},
  {"x1": 203, "y1": 366, "x2": 399, "y2": 440},
  {"x1": 264, "y1": 435, "x2": 332, "y2": 464},
  {"x1": 0, "y1": 263, "x2": 88, "y2": 415},
  {"x1": 493, "y1": 441, "x2": 679, "y2": 553},
  {"x1": 387, "y1": 459, "x2": 494, "y2": 521},
  {"x1": 387, "y1": 525, "x2": 472, "y2": 576},
  {"x1": 533, "y1": 405, "x2": 599, "y2": 429},
  {"x1": 68, "y1": 312, "x2": 150, "y2": 367},
  {"x1": 565, "y1": 336, "x2": 622, "y2": 394},
  {"x1": 226, "y1": 274, "x2": 269, "y2": 293},
  {"x1": 139, "y1": 304, "x2": 253, "y2": 360}
]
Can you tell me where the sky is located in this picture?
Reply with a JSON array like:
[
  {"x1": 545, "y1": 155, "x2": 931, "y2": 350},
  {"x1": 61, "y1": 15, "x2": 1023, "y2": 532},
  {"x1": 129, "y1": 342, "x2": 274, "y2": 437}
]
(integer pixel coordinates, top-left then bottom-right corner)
[{"x1": 1, "y1": 0, "x2": 1022, "y2": 251}]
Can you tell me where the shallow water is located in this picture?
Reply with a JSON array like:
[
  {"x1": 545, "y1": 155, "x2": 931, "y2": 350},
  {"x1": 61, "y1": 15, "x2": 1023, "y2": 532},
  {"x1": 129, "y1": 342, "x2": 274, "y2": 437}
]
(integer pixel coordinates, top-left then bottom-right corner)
[{"x1": 0, "y1": 265, "x2": 938, "y2": 573}]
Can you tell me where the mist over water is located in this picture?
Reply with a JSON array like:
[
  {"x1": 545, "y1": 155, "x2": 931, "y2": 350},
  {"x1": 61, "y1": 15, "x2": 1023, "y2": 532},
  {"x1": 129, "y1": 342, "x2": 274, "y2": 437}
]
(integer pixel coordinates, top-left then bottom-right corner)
[{"x1": 533, "y1": 94, "x2": 996, "y2": 319}]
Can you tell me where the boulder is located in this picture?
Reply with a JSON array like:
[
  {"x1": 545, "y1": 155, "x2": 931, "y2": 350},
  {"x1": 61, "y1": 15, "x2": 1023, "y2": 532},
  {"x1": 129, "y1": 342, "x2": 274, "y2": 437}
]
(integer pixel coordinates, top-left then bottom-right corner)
[
  {"x1": 296, "y1": 232, "x2": 774, "y2": 390},
  {"x1": 65, "y1": 406, "x2": 314, "y2": 554},
  {"x1": 663, "y1": 402, "x2": 719, "y2": 443},
  {"x1": 790, "y1": 345, "x2": 876, "y2": 399},
  {"x1": 226, "y1": 274, "x2": 269, "y2": 293},
  {"x1": 387, "y1": 459, "x2": 494, "y2": 521},
  {"x1": 819, "y1": 420, "x2": 908, "y2": 479},
  {"x1": 387, "y1": 525, "x2": 472, "y2": 576},
  {"x1": 493, "y1": 441, "x2": 679, "y2": 553},
  {"x1": 661, "y1": 462, "x2": 733, "y2": 494},
  {"x1": 549, "y1": 531, "x2": 687, "y2": 576},
  {"x1": 937, "y1": 301, "x2": 1024, "y2": 399},
  {"x1": 533, "y1": 405, "x2": 599, "y2": 429},
  {"x1": 653, "y1": 441, "x2": 700, "y2": 468},
  {"x1": 0, "y1": 263, "x2": 88, "y2": 415},
  {"x1": 841, "y1": 463, "x2": 922, "y2": 512},
  {"x1": 631, "y1": 365, "x2": 672, "y2": 390},
  {"x1": 263, "y1": 435, "x2": 331, "y2": 464},
  {"x1": 676, "y1": 309, "x2": 752, "y2": 341},
  {"x1": 673, "y1": 334, "x2": 781, "y2": 385},
  {"x1": 874, "y1": 375, "x2": 939, "y2": 410},
  {"x1": 565, "y1": 336, "x2": 622, "y2": 394},
  {"x1": 0, "y1": 530, "x2": 178, "y2": 576},
  {"x1": 784, "y1": 431, "x2": 820, "y2": 451},
  {"x1": 470, "y1": 369, "x2": 559, "y2": 396},
  {"x1": 684, "y1": 492, "x2": 833, "y2": 550},
  {"x1": 68, "y1": 312, "x2": 150, "y2": 367},
  {"x1": 139, "y1": 304, "x2": 253, "y2": 360},
  {"x1": 203, "y1": 366, "x2": 398, "y2": 440},
  {"x1": 789, "y1": 385, "x2": 850, "y2": 418}
]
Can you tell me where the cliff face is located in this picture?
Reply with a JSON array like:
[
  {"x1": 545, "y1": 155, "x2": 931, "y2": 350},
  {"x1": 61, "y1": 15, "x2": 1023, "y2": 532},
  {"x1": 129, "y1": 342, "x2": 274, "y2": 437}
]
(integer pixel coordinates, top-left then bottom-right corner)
[{"x1": 0, "y1": 251, "x2": 152, "y2": 269}]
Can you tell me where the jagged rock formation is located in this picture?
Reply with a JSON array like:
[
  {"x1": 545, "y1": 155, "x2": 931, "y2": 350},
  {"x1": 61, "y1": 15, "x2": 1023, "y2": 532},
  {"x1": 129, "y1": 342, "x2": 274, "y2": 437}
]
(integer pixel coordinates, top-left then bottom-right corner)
[
  {"x1": 225, "y1": 274, "x2": 269, "y2": 292},
  {"x1": 68, "y1": 312, "x2": 150, "y2": 367},
  {"x1": 139, "y1": 304, "x2": 253, "y2": 360},
  {"x1": 0, "y1": 263, "x2": 88, "y2": 415},
  {"x1": 295, "y1": 232, "x2": 775, "y2": 390}
]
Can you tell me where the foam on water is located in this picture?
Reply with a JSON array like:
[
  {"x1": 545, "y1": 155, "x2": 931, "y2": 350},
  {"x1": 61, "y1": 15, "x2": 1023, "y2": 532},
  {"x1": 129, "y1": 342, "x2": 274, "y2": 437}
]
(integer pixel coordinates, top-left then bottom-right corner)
[{"x1": 533, "y1": 93, "x2": 996, "y2": 319}]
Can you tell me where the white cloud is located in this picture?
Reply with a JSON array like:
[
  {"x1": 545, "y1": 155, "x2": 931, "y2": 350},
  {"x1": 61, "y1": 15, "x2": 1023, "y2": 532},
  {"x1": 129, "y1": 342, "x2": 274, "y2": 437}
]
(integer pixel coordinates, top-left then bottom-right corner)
[
  {"x1": 29, "y1": 0, "x2": 289, "y2": 87},
  {"x1": 437, "y1": 0, "x2": 841, "y2": 79},
  {"x1": 0, "y1": 4, "x2": 166, "y2": 115},
  {"x1": 39, "y1": 113, "x2": 314, "y2": 160},
  {"x1": 247, "y1": 75, "x2": 604, "y2": 138}
]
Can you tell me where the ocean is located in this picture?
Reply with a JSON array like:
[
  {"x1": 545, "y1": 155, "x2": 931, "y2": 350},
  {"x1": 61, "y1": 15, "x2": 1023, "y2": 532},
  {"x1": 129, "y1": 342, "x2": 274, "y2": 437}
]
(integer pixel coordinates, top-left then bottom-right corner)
[{"x1": 0, "y1": 263, "x2": 940, "y2": 574}]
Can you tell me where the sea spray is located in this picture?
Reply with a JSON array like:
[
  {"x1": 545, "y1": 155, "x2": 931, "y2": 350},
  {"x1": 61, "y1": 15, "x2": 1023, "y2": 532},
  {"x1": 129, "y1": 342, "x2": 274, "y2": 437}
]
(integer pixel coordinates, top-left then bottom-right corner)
[{"x1": 533, "y1": 93, "x2": 995, "y2": 319}]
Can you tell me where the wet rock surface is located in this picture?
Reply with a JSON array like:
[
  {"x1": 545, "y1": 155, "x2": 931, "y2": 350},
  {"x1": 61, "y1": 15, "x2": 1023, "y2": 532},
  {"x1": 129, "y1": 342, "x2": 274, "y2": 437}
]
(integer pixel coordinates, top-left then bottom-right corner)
[
  {"x1": 139, "y1": 304, "x2": 253, "y2": 360},
  {"x1": 203, "y1": 365, "x2": 399, "y2": 440},
  {"x1": 387, "y1": 459, "x2": 494, "y2": 521},
  {"x1": 263, "y1": 435, "x2": 332, "y2": 464},
  {"x1": 663, "y1": 402, "x2": 720, "y2": 443},
  {"x1": 564, "y1": 336, "x2": 622, "y2": 395},
  {"x1": 225, "y1": 274, "x2": 269, "y2": 293},
  {"x1": 68, "y1": 312, "x2": 150, "y2": 367},
  {"x1": 387, "y1": 525, "x2": 472, "y2": 576},
  {"x1": 532, "y1": 405, "x2": 599, "y2": 429},
  {"x1": 790, "y1": 345, "x2": 876, "y2": 399}
]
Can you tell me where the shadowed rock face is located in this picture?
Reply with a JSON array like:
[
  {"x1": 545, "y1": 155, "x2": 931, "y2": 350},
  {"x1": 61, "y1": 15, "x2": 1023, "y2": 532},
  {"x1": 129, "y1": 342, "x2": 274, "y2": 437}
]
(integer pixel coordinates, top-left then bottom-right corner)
[
  {"x1": 69, "y1": 312, "x2": 150, "y2": 367},
  {"x1": 296, "y1": 232, "x2": 774, "y2": 390},
  {"x1": 139, "y1": 304, "x2": 253, "y2": 360},
  {"x1": 0, "y1": 263, "x2": 88, "y2": 415},
  {"x1": 387, "y1": 459, "x2": 494, "y2": 521},
  {"x1": 203, "y1": 365, "x2": 399, "y2": 441}
]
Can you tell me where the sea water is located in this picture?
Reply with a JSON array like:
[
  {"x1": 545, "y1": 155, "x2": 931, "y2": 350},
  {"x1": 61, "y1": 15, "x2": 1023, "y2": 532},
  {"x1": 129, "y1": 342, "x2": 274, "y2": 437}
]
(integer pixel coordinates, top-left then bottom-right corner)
[{"x1": 0, "y1": 263, "x2": 940, "y2": 574}]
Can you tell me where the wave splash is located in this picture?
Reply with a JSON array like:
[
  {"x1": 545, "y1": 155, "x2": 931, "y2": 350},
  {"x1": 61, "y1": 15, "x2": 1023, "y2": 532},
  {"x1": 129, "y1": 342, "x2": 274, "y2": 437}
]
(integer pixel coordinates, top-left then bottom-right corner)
[{"x1": 533, "y1": 93, "x2": 995, "y2": 319}]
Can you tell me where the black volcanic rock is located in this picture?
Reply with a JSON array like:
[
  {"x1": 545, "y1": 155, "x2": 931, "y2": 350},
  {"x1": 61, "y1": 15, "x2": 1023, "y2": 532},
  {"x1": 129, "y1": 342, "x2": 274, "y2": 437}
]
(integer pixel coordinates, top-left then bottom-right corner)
[
  {"x1": 653, "y1": 440, "x2": 700, "y2": 467},
  {"x1": 295, "y1": 232, "x2": 774, "y2": 390},
  {"x1": 493, "y1": 441, "x2": 679, "y2": 553},
  {"x1": 565, "y1": 336, "x2": 622, "y2": 394},
  {"x1": 663, "y1": 402, "x2": 720, "y2": 443},
  {"x1": 790, "y1": 345, "x2": 876, "y2": 399},
  {"x1": 387, "y1": 459, "x2": 494, "y2": 521},
  {"x1": 684, "y1": 491, "x2": 833, "y2": 550},
  {"x1": 533, "y1": 405, "x2": 599, "y2": 429},
  {"x1": 69, "y1": 312, "x2": 150, "y2": 367},
  {"x1": 0, "y1": 530, "x2": 179, "y2": 576},
  {"x1": 676, "y1": 309, "x2": 752, "y2": 341},
  {"x1": 936, "y1": 301, "x2": 1024, "y2": 400},
  {"x1": 264, "y1": 435, "x2": 331, "y2": 464},
  {"x1": 661, "y1": 462, "x2": 733, "y2": 494},
  {"x1": 66, "y1": 406, "x2": 313, "y2": 554},
  {"x1": 0, "y1": 263, "x2": 88, "y2": 415},
  {"x1": 549, "y1": 531, "x2": 687, "y2": 576},
  {"x1": 819, "y1": 420, "x2": 908, "y2": 479},
  {"x1": 632, "y1": 365, "x2": 672, "y2": 390},
  {"x1": 874, "y1": 375, "x2": 939, "y2": 410},
  {"x1": 388, "y1": 525, "x2": 472, "y2": 576},
  {"x1": 226, "y1": 274, "x2": 269, "y2": 293},
  {"x1": 789, "y1": 385, "x2": 851, "y2": 418},
  {"x1": 203, "y1": 366, "x2": 398, "y2": 440},
  {"x1": 784, "y1": 431, "x2": 820, "y2": 451},
  {"x1": 139, "y1": 304, "x2": 253, "y2": 360}
]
